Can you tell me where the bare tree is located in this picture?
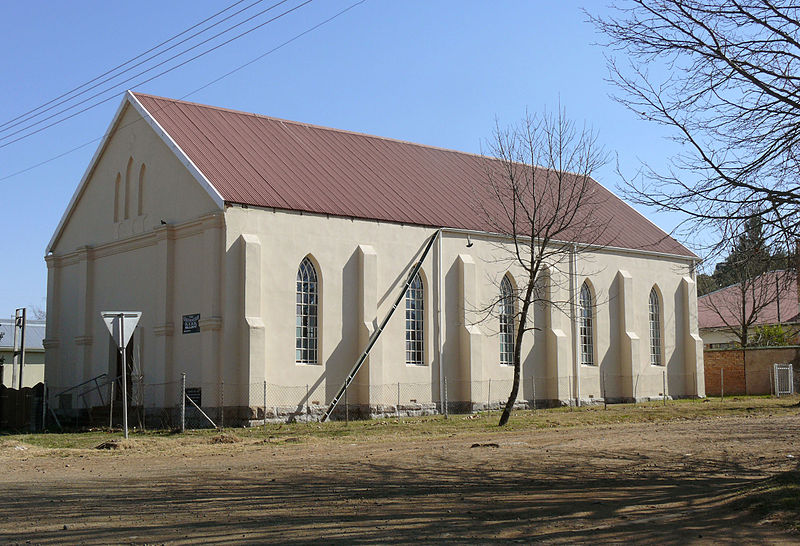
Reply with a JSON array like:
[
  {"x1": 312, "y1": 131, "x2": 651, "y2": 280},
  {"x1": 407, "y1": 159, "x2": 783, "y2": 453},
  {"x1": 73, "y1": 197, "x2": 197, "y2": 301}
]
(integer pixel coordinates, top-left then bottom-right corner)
[
  {"x1": 700, "y1": 266, "x2": 795, "y2": 348},
  {"x1": 590, "y1": 1, "x2": 800, "y2": 252},
  {"x1": 29, "y1": 304, "x2": 46, "y2": 320},
  {"x1": 477, "y1": 107, "x2": 609, "y2": 426}
]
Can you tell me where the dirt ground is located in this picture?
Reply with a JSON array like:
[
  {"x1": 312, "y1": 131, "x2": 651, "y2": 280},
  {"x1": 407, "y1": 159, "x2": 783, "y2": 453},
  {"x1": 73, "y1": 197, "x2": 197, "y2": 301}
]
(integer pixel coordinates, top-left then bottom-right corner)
[{"x1": 1, "y1": 411, "x2": 800, "y2": 544}]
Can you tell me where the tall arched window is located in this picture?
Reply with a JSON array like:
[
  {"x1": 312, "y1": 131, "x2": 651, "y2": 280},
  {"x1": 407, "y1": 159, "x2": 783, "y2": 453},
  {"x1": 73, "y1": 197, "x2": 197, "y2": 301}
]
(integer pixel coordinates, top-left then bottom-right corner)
[
  {"x1": 500, "y1": 276, "x2": 515, "y2": 366},
  {"x1": 137, "y1": 164, "x2": 146, "y2": 216},
  {"x1": 579, "y1": 281, "x2": 594, "y2": 366},
  {"x1": 113, "y1": 173, "x2": 121, "y2": 222},
  {"x1": 296, "y1": 257, "x2": 319, "y2": 364},
  {"x1": 124, "y1": 157, "x2": 133, "y2": 220},
  {"x1": 649, "y1": 287, "x2": 663, "y2": 366},
  {"x1": 405, "y1": 272, "x2": 424, "y2": 365}
]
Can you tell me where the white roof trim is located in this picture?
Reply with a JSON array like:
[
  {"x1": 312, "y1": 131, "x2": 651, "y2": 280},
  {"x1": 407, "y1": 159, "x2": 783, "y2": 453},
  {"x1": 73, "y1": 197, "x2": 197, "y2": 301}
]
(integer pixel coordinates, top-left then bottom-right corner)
[
  {"x1": 46, "y1": 91, "x2": 224, "y2": 253},
  {"x1": 46, "y1": 95, "x2": 129, "y2": 253},
  {"x1": 127, "y1": 91, "x2": 224, "y2": 210}
]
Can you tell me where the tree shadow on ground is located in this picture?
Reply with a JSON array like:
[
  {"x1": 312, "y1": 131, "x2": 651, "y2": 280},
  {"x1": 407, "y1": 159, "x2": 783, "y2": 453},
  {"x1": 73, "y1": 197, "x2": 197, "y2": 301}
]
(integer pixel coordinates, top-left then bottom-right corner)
[{"x1": 0, "y1": 440, "x2": 797, "y2": 544}]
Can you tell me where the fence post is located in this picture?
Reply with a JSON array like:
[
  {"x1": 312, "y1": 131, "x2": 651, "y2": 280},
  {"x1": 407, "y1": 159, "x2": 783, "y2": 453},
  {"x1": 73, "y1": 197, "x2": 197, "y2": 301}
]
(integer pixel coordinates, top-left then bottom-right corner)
[
  {"x1": 532, "y1": 376, "x2": 536, "y2": 411},
  {"x1": 180, "y1": 373, "x2": 186, "y2": 433},
  {"x1": 488, "y1": 379, "x2": 491, "y2": 414},
  {"x1": 220, "y1": 380, "x2": 224, "y2": 429},
  {"x1": 396, "y1": 382, "x2": 400, "y2": 417},
  {"x1": 306, "y1": 384, "x2": 310, "y2": 419},
  {"x1": 109, "y1": 381, "x2": 115, "y2": 430},
  {"x1": 444, "y1": 377, "x2": 448, "y2": 418},
  {"x1": 662, "y1": 370, "x2": 666, "y2": 407},
  {"x1": 263, "y1": 380, "x2": 267, "y2": 426},
  {"x1": 720, "y1": 369, "x2": 724, "y2": 401},
  {"x1": 602, "y1": 370, "x2": 607, "y2": 410},
  {"x1": 41, "y1": 381, "x2": 47, "y2": 432}
]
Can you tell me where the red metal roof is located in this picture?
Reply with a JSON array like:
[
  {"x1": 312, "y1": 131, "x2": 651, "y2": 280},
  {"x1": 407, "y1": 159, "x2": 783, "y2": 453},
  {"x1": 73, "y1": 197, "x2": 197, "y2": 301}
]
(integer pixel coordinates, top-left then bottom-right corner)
[
  {"x1": 133, "y1": 92, "x2": 694, "y2": 257},
  {"x1": 698, "y1": 270, "x2": 800, "y2": 329}
]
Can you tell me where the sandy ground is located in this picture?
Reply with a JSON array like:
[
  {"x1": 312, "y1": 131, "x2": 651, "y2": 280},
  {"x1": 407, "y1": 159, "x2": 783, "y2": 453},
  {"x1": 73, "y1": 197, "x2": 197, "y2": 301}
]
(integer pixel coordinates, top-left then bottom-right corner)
[{"x1": 1, "y1": 413, "x2": 800, "y2": 544}]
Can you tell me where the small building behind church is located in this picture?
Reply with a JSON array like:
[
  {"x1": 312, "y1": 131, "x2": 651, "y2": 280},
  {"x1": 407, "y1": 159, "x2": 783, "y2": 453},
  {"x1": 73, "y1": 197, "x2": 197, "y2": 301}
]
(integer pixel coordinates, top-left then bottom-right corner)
[{"x1": 44, "y1": 92, "x2": 704, "y2": 423}]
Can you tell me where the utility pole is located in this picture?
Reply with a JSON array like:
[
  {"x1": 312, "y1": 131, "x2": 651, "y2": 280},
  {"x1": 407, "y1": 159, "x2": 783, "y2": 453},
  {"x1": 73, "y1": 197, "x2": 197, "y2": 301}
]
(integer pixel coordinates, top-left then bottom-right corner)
[{"x1": 12, "y1": 308, "x2": 26, "y2": 390}]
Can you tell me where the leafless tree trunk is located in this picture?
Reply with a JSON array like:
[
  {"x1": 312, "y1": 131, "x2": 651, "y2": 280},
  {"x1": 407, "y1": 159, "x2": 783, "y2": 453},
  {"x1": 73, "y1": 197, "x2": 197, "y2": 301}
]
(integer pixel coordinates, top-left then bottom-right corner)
[
  {"x1": 700, "y1": 267, "x2": 795, "y2": 348},
  {"x1": 477, "y1": 107, "x2": 609, "y2": 426},
  {"x1": 590, "y1": 1, "x2": 800, "y2": 253}
]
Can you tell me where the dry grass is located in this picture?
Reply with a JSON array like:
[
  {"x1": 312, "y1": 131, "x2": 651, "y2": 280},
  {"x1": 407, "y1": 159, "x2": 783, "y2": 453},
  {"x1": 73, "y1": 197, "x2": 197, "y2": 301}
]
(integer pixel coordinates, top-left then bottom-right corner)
[{"x1": 2, "y1": 394, "x2": 797, "y2": 453}]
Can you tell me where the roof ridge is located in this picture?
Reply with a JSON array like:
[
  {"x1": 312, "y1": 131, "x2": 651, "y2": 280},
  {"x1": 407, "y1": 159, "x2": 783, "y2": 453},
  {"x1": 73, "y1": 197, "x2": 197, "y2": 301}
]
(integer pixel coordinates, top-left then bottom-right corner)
[{"x1": 131, "y1": 91, "x2": 503, "y2": 162}]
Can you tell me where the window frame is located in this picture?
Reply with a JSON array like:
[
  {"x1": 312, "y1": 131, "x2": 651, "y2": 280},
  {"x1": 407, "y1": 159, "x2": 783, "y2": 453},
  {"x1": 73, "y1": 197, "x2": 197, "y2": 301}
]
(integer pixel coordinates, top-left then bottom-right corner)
[
  {"x1": 499, "y1": 275, "x2": 515, "y2": 366},
  {"x1": 296, "y1": 257, "x2": 320, "y2": 365},
  {"x1": 649, "y1": 287, "x2": 663, "y2": 366},
  {"x1": 405, "y1": 271, "x2": 425, "y2": 366},
  {"x1": 579, "y1": 281, "x2": 595, "y2": 366}
]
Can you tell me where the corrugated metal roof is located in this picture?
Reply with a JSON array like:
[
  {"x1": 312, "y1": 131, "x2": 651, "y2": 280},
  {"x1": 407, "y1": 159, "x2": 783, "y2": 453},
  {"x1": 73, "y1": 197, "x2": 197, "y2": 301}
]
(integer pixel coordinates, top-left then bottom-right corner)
[
  {"x1": 132, "y1": 92, "x2": 695, "y2": 257},
  {"x1": 698, "y1": 270, "x2": 799, "y2": 329},
  {"x1": 0, "y1": 319, "x2": 46, "y2": 350}
]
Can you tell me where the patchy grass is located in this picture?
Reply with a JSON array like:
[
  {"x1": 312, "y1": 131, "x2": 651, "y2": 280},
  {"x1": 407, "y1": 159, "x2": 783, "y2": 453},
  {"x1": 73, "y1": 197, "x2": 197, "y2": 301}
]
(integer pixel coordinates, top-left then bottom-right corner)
[
  {"x1": 735, "y1": 469, "x2": 800, "y2": 533},
  {"x1": 2, "y1": 394, "x2": 797, "y2": 451}
]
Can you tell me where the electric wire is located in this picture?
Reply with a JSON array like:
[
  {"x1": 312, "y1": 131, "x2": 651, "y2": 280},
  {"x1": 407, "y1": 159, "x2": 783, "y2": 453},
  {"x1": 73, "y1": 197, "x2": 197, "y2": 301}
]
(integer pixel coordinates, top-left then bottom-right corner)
[
  {"x1": 0, "y1": 0, "x2": 255, "y2": 131},
  {"x1": 0, "y1": 0, "x2": 302, "y2": 146},
  {"x1": 0, "y1": 0, "x2": 366, "y2": 182}
]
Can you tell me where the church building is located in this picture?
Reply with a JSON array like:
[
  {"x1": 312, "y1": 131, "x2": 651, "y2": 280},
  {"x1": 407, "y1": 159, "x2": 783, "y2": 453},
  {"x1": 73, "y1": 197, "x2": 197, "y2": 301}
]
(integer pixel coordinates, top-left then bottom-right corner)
[{"x1": 44, "y1": 92, "x2": 705, "y2": 422}]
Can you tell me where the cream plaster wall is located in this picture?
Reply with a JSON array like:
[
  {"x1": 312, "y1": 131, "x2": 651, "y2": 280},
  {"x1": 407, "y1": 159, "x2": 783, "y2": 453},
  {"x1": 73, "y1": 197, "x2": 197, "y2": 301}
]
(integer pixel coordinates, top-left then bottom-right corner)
[
  {"x1": 224, "y1": 206, "x2": 703, "y2": 407},
  {"x1": 51, "y1": 104, "x2": 219, "y2": 253},
  {"x1": 45, "y1": 101, "x2": 223, "y2": 407},
  {"x1": 1, "y1": 350, "x2": 45, "y2": 387}
]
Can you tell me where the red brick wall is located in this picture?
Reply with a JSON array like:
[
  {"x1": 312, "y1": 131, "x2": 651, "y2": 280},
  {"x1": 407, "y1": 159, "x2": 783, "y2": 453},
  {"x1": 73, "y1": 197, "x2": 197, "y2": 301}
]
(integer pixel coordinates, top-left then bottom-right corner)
[
  {"x1": 704, "y1": 350, "x2": 746, "y2": 395},
  {"x1": 703, "y1": 347, "x2": 800, "y2": 395}
]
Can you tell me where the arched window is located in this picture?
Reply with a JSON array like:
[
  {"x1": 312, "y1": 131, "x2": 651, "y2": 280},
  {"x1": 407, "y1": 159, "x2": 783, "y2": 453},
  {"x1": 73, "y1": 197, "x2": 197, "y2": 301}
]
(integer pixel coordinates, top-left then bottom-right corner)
[
  {"x1": 500, "y1": 276, "x2": 515, "y2": 366},
  {"x1": 649, "y1": 287, "x2": 663, "y2": 366},
  {"x1": 405, "y1": 272, "x2": 424, "y2": 365},
  {"x1": 113, "y1": 173, "x2": 121, "y2": 223},
  {"x1": 579, "y1": 281, "x2": 594, "y2": 366},
  {"x1": 137, "y1": 164, "x2": 146, "y2": 216},
  {"x1": 124, "y1": 157, "x2": 133, "y2": 220},
  {"x1": 296, "y1": 257, "x2": 319, "y2": 364}
]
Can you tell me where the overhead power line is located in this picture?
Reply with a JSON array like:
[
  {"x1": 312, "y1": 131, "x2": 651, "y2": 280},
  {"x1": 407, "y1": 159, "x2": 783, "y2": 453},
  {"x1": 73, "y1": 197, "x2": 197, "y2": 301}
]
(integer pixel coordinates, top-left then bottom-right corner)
[
  {"x1": 0, "y1": 0, "x2": 257, "y2": 132},
  {"x1": 0, "y1": 0, "x2": 367, "y2": 182},
  {"x1": 0, "y1": 0, "x2": 302, "y2": 147}
]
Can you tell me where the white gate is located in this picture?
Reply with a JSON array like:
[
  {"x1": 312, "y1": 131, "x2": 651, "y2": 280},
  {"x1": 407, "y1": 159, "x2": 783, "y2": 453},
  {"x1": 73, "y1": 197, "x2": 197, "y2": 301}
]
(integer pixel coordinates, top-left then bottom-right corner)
[{"x1": 773, "y1": 363, "x2": 794, "y2": 396}]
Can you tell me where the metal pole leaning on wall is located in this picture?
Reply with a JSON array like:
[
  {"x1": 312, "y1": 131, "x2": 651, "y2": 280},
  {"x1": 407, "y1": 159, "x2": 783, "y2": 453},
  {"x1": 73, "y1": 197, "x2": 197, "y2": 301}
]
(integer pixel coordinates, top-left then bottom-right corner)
[
  {"x1": 322, "y1": 231, "x2": 440, "y2": 422},
  {"x1": 662, "y1": 370, "x2": 666, "y2": 407},
  {"x1": 532, "y1": 376, "x2": 536, "y2": 411},
  {"x1": 488, "y1": 378, "x2": 491, "y2": 414},
  {"x1": 180, "y1": 373, "x2": 186, "y2": 433}
]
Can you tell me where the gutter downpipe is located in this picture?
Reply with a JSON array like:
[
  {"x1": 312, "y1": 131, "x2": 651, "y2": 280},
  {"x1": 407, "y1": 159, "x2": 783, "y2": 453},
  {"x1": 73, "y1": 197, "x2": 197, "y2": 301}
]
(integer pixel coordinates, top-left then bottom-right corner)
[
  {"x1": 437, "y1": 228, "x2": 445, "y2": 416},
  {"x1": 572, "y1": 243, "x2": 581, "y2": 407}
]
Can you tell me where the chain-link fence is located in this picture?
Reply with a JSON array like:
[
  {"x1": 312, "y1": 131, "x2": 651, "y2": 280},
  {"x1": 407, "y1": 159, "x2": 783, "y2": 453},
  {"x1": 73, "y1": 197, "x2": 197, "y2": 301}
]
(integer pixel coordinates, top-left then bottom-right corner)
[
  {"x1": 705, "y1": 364, "x2": 798, "y2": 397},
  {"x1": 41, "y1": 369, "x2": 726, "y2": 430}
]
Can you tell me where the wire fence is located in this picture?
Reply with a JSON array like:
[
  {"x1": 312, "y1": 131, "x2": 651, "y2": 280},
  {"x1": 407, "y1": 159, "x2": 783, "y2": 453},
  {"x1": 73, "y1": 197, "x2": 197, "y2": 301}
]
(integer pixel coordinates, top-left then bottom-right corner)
[
  {"x1": 705, "y1": 364, "x2": 798, "y2": 398},
  {"x1": 37, "y1": 369, "x2": 733, "y2": 430}
]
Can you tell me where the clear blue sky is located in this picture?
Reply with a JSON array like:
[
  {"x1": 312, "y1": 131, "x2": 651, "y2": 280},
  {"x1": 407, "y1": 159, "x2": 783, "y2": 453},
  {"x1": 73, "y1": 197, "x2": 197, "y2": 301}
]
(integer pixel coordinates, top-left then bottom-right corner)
[{"x1": 0, "y1": 0, "x2": 695, "y2": 317}]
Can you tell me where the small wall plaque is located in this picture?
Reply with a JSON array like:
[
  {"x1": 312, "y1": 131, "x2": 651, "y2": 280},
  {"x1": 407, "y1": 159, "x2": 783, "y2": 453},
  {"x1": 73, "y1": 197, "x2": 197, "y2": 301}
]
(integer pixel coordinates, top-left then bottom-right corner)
[{"x1": 182, "y1": 313, "x2": 200, "y2": 334}]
